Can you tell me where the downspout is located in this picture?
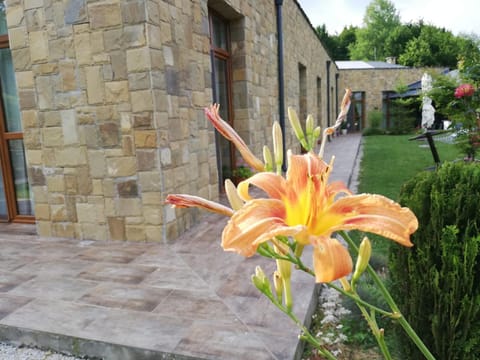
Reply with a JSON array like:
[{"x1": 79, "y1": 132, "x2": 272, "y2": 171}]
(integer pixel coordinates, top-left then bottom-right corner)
[
  {"x1": 335, "y1": 73, "x2": 339, "y2": 117},
  {"x1": 275, "y1": 0, "x2": 286, "y2": 171},
  {"x1": 326, "y1": 60, "x2": 331, "y2": 127}
]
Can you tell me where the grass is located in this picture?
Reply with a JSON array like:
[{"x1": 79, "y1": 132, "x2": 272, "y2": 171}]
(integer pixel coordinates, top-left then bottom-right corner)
[{"x1": 357, "y1": 134, "x2": 462, "y2": 200}]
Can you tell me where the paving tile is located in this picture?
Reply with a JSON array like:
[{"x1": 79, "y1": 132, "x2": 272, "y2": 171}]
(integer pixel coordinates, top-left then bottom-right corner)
[
  {"x1": 79, "y1": 282, "x2": 171, "y2": 312},
  {"x1": 76, "y1": 246, "x2": 148, "y2": 264},
  {"x1": 0, "y1": 271, "x2": 35, "y2": 292},
  {"x1": 141, "y1": 266, "x2": 208, "y2": 290},
  {"x1": 154, "y1": 288, "x2": 239, "y2": 322},
  {"x1": 0, "y1": 299, "x2": 108, "y2": 337},
  {"x1": 0, "y1": 293, "x2": 33, "y2": 320},
  {"x1": 77, "y1": 263, "x2": 157, "y2": 284},
  {"x1": 83, "y1": 309, "x2": 193, "y2": 352},
  {"x1": 131, "y1": 247, "x2": 189, "y2": 268},
  {"x1": 8, "y1": 276, "x2": 98, "y2": 302},
  {"x1": 14, "y1": 259, "x2": 93, "y2": 277},
  {"x1": 0, "y1": 255, "x2": 35, "y2": 272},
  {"x1": 174, "y1": 320, "x2": 275, "y2": 360}
]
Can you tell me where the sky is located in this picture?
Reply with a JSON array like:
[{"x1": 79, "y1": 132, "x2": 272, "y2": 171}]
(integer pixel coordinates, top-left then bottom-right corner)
[{"x1": 296, "y1": 0, "x2": 480, "y2": 36}]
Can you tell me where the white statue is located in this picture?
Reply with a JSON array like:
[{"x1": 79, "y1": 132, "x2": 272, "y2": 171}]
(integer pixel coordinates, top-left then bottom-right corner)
[{"x1": 421, "y1": 73, "x2": 435, "y2": 130}]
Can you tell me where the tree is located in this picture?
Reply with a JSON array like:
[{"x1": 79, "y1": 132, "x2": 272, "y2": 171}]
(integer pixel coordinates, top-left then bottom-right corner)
[{"x1": 349, "y1": 0, "x2": 401, "y2": 60}]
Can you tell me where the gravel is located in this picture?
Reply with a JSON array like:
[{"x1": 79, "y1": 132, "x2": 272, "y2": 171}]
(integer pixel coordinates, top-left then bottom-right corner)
[{"x1": 0, "y1": 343, "x2": 90, "y2": 360}]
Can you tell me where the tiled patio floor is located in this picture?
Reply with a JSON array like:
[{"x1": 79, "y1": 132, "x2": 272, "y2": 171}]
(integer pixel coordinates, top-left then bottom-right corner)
[{"x1": 0, "y1": 133, "x2": 362, "y2": 360}]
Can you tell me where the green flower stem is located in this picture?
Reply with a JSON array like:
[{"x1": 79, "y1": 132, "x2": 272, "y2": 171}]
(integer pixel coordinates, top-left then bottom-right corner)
[
  {"x1": 261, "y1": 289, "x2": 336, "y2": 360},
  {"x1": 338, "y1": 231, "x2": 436, "y2": 360}
]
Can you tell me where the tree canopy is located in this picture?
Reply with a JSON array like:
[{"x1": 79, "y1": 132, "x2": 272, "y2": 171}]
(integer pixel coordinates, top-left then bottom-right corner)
[{"x1": 314, "y1": 0, "x2": 480, "y2": 68}]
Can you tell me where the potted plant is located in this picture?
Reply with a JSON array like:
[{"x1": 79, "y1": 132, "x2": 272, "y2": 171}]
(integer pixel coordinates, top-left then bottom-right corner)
[
  {"x1": 232, "y1": 165, "x2": 253, "y2": 184},
  {"x1": 341, "y1": 120, "x2": 348, "y2": 135}
]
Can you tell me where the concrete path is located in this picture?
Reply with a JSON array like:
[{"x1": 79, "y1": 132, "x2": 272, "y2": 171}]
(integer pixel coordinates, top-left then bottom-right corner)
[{"x1": 0, "y1": 133, "x2": 362, "y2": 360}]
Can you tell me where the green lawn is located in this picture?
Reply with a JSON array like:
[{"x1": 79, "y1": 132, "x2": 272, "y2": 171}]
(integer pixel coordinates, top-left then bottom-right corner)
[{"x1": 357, "y1": 134, "x2": 462, "y2": 200}]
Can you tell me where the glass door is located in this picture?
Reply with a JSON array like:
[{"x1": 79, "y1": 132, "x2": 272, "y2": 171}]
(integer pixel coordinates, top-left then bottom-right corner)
[{"x1": 0, "y1": 2, "x2": 34, "y2": 222}]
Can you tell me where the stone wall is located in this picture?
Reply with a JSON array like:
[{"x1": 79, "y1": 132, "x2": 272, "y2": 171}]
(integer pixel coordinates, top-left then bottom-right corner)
[
  {"x1": 6, "y1": 0, "x2": 337, "y2": 242},
  {"x1": 338, "y1": 67, "x2": 445, "y2": 122}
]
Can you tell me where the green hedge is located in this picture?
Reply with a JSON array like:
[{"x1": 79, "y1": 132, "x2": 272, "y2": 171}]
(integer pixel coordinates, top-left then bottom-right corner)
[{"x1": 389, "y1": 162, "x2": 480, "y2": 359}]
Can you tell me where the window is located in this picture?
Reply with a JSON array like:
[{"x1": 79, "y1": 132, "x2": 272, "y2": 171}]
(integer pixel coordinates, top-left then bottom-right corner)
[
  {"x1": 208, "y1": 11, "x2": 235, "y2": 186},
  {"x1": 0, "y1": 1, "x2": 34, "y2": 222}
]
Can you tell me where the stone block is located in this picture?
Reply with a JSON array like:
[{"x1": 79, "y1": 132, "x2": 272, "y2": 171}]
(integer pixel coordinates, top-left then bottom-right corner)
[
  {"x1": 130, "y1": 90, "x2": 153, "y2": 112},
  {"x1": 138, "y1": 171, "x2": 160, "y2": 192},
  {"x1": 42, "y1": 127, "x2": 63, "y2": 147},
  {"x1": 145, "y1": 226, "x2": 162, "y2": 241},
  {"x1": 25, "y1": 8, "x2": 45, "y2": 32},
  {"x1": 6, "y1": 6, "x2": 24, "y2": 27},
  {"x1": 122, "y1": 135, "x2": 134, "y2": 156},
  {"x1": 98, "y1": 122, "x2": 120, "y2": 147},
  {"x1": 134, "y1": 130, "x2": 157, "y2": 148},
  {"x1": 61, "y1": 109, "x2": 79, "y2": 145},
  {"x1": 88, "y1": 1, "x2": 122, "y2": 29},
  {"x1": 105, "y1": 80, "x2": 129, "y2": 103},
  {"x1": 76, "y1": 203, "x2": 98, "y2": 223},
  {"x1": 128, "y1": 72, "x2": 150, "y2": 90},
  {"x1": 81, "y1": 223, "x2": 107, "y2": 241},
  {"x1": 8, "y1": 27, "x2": 27, "y2": 49},
  {"x1": 51, "y1": 204, "x2": 68, "y2": 222},
  {"x1": 141, "y1": 192, "x2": 162, "y2": 205},
  {"x1": 19, "y1": 90, "x2": 36, "y2": 109},
  {"x1": 64, "y1": 174, "x2": 77, "y2": 194},
  {"x1": 29, "y1": 30, "x2": 48, "y2": 62},
  {"x1": 11, "y1": 48, "x2": 31, "y2": 71},
  {"x1": 146, "y1": 23, "x2": 162, "y2": 49},
  {"x1": 110, "y1": 51, "x2": 127, "y2": 80},
  {"x1": 24, "y1": 0, "x2": 43, "y2": 10},
  {"x1": 125, "y1": 225, "x2": 146, "y2": 241},
  {"x1": 116, "y1": 179, "x2": 138, "y2": 197},
  {"x1": 65, "y1": 0, "x2": 87, "y2": 24},
  {"x1": 143, "y1": 206, "x2": 162, "y2": 225},
  {"x1": 132, "y1": 112, "x2": 152, "y2": 128},
  {"x1": 46, "y1": 175, "x2": 65, "y2": 192},
  {"x1": 122, "y1": 1, "x2": 146, "y2": 24},
  {"x1": 106, "y1": 157, "x2": 137, "y2": 177},
  {"x1": 108, "y1": 216, "x2": 125, "y2": 240},
  {"x1": 74, "y1": 32, "x2": 92, "y2": 65},
  {"x1": 37, "y1": 221, "x2": 52, "y2": 237},
  {"x1": 52, "y1": 222, "x2": 77, "y2": 238},
  {"x1": 136, "y1": 149, "x2": 157, "y2": 171},
  {"x1": 34, "y1": 203, "x2": 50, "y2": 220},
  {"x1": 85, "y1": 66, "x2": 104, "y2": 104},
  {"x1": 26, "y1": 149, "x2": 42, "y2": 165},
  {"x1": 124, "y1": 24, "x2": 146, "y2": 47},
  {"x1": 55, "y1": 147, "x2": 87, "y2": 166},
  {"x1": 115, "y1": 198, "x2": 142, "y2": 217},
  {"x1": 36, "y1": 76, "x2": 54, "y2": 110},
  {"x1": 21, "y1": 110, "x2": 38, "y2": 128},
  {"x1": 59, "y1": 60, "x2": 76, "y2": 91},
  {"x1": 126, "y1": 47, "x2": 151, "y2": 73},
  {"x1": 15, "y1": 71, "x2": 34, "y2": 89}
]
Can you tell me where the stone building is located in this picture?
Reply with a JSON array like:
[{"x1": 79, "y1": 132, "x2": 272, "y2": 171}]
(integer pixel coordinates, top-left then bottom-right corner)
[
  {"x1": 336, "y1": 60, "x2": 444, "y2": 131},
  {"x1": 0, "y1": 0, "x2": 341, "y2": 242}
]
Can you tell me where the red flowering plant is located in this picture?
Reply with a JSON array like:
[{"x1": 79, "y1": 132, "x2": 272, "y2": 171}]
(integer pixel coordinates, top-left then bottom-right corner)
[{"x1": 431, "y1": 63, "x2": 480, "y2": 160}]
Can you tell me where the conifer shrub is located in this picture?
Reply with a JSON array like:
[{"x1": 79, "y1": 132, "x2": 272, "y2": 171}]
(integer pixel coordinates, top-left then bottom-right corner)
[{"x1": 389, "y1": 161, "x2": 480, "y2": 360}]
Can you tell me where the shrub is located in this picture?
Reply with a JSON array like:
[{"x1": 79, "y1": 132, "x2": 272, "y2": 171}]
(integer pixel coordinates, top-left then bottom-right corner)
[{"x1": 389, "y1": 162, "x2": 480, "y2": 359}]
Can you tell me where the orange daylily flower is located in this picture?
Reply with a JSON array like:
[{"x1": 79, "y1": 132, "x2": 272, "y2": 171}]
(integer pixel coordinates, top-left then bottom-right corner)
[{"x1": 224, "y1": 151, "x2": 418, "y2": 282}]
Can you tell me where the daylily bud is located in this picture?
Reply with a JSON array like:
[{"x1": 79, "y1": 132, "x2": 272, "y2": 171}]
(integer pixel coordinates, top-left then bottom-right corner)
[
  {"x1": 287, "y1": 107, "x2": 308, "y2": 149},
  {"x1": 352, "y1": 237, "x2": 372, "y2": 284},
  {"x1": 306, "y1": 114, "x2": 315, "y2": 150},
  {"x1": 224, "y1": 179, "x2": 244, "y2": 211},
  {"x1": 252, "y1": 266, "x2": 272, "y2": 296},
  {"x1": 272, "y1": 122, "x2": 283, "y2": 174},
  {"x1": 339, "y1": 277, "x2": 351, "y2": 292},
  {"x1": 313, "y1": 126, "x2": 321, "y2": 141},
  {"x1": 263, "y1": 145, "x2": 274, "y2": 172},
  {"x1": 273, "y1": 270, "x2": 283, "y2": 301}
]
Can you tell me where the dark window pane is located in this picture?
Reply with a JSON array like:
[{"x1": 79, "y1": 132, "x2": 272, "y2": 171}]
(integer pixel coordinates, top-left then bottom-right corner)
[
  {"x1": 0, "y1": 48, "x2": 22, "y2": 132},
  {"x1": 211, "y1": 15, "x2": 228, "y2": 50},
  {"x1": 8, "y1": 140, "x2": 33, "y2": 216}
]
